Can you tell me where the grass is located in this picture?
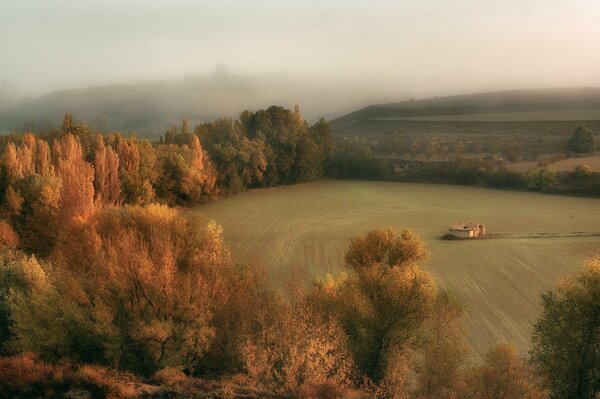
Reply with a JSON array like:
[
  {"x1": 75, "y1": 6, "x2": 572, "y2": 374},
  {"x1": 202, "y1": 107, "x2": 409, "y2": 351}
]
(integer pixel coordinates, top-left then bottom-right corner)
[{"x1": 187, "y1": 180, "x2": 600, "y2": 358}]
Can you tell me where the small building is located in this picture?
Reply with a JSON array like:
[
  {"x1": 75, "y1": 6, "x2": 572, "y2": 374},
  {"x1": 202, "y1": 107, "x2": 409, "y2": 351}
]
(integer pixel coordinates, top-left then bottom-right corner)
[{"x1": 448, "y1": 222, "x2": 486, "y2": 238}]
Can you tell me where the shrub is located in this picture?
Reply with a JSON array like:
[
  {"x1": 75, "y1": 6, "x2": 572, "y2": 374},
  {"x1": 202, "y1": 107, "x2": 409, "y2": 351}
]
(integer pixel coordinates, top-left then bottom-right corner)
[{"x1": 568, "y1": 125, "x2": 596, "y2": 153}]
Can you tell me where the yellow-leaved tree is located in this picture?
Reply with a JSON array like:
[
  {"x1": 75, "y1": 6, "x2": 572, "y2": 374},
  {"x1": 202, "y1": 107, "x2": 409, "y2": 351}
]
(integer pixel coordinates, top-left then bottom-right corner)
[
  {"x1": 313, "y1": 228, "x2": 437, "y2": 397},
  {"x1": 10, "y1": 204, "x2": 231, "y2": 376}
]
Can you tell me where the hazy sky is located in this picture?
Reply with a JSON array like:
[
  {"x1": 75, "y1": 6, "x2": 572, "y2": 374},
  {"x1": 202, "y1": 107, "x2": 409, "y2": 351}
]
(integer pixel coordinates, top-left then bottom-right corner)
[{"x1": 1, "y1": 0, "x2": 600, "y2": 99}]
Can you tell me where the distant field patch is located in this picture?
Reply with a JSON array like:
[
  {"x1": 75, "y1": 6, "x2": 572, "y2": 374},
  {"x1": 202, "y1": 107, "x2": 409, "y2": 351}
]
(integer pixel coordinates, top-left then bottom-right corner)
[
  {"x1": 187, "y1": 180, "x2": 600, "y2": 358},
  {"x1": 550, "y1": 155, "x2": 600, "y2": 172},
  {"x1": 373, "y1": 109, "x2": 600, "y2": 122},
  {"x1": 506, "y1": 154, "x2": 600, "y2": 172},
  {"x1": 505, "y1": 161, "x2": 542, "y2": 173}
]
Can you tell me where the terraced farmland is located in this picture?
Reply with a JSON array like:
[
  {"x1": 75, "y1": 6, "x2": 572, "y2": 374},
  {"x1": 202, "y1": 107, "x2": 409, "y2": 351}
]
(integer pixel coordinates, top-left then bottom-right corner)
[{"x1": 187, "y1": 180, "x2": 600, "y2": 358}]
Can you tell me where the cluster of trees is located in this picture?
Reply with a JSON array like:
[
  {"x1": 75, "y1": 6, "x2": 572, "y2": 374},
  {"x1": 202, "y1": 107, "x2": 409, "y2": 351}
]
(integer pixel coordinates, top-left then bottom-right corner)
[
  {"x1": 333, "y1": 139, "x2": 600, "y2": 197},
  {"x1": 0, "y1": 123, "x2": 212, "y2": 256},
  {"x1": 1, "y1": 213, "x2": 598, "y2": 398},
  {"x1": 0, "y1": 107, "x2": 334, "y2": 257},
  {"x1": 164, "y1": 106, "x2": 334, "y2": 194}
]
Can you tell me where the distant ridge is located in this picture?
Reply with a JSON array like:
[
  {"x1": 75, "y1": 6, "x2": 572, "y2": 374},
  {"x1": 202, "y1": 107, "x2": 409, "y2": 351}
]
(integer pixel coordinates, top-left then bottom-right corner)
[{"x1": 331, "y1": 87, "x2": 600, "y2": 134}]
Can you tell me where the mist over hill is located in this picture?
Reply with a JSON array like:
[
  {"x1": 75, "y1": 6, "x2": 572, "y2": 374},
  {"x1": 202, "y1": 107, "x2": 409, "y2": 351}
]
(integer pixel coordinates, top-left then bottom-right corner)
[
  {"x1": 0, "y1": 68, "x2": 390, "y2": 138},
  {"x1": 3, "y1": 83, "x2": 600, "y2": 140}
]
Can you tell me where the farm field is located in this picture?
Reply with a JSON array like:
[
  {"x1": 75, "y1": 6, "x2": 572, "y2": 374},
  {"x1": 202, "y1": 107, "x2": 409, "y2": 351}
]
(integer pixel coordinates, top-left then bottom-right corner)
[
  {"x1": 506, "y1": 154, "x2": 600, "y2": 172},
  {"x1": 372, "y1": 109, "x2": 600, "y2": 122},
  {"x1": 187, "y1": 180, "x2": 600, "y2": 358}
]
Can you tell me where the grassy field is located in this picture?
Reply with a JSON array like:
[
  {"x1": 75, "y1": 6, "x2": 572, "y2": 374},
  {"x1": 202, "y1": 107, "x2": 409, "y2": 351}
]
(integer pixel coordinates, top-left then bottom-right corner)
[{"x1": 187, "y1": 180, "x2": 600, "y2": 358}]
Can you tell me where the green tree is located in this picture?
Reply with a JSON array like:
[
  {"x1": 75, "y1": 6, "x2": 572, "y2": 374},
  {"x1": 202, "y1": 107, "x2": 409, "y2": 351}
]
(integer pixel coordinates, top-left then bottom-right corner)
[
  {"x1": 196, "y1": 118, "x2": 266, "y2": 193},
  {"x1": 523, "y1": 167, "x2": 557, "y2": 191},
  {"x1": 0, "y1": 250, "x2": 39, "y2": 355},
  {"x1": 11, "y1": 174, "x2": 61, "y2": 256},
  {"x1": 240, "y1": 106, "x2": 326, "y2": 186},
  {"x1": 568, "y1": 125, "x2": 596, "y2": 153},
  {"x1": 530, "y1": 258, "x2": 600, "y2": 399}
]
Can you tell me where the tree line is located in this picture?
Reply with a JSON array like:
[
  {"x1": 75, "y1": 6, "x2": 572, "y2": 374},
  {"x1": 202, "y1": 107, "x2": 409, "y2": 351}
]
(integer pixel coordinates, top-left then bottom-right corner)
[{"x1": 0, "y1": 107, "x2": 334, "y2": 257}]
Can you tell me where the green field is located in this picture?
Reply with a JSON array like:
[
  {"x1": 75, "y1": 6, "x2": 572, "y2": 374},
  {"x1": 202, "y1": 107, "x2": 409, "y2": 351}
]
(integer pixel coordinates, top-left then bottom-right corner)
[{"x1": 187, "y1": 180, "x2": 600, "y2": 358}]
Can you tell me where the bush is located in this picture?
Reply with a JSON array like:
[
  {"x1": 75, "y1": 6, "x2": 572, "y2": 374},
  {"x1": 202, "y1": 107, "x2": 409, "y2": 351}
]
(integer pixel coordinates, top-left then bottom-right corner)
[
  {"x1": 0, "y1": 353, "x2": 142, "y2": 399},
  {"x1": 568, "y1": 125, "x2": 596, "y2": 153},
  {"x1": 523, "y1": 167, "x2": 557, "y2": 191},
  {"x1": 574, "y1": 164, "x2": 593, "y2": 179}
]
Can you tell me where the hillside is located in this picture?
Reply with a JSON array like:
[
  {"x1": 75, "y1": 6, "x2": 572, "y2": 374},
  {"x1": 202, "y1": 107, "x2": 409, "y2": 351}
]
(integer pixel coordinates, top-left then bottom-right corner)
[
  {"x1": 0, "y1": 72, "x2": 298, "y2": 138},
  {"x1": 0, "y1": 71, "x2": 372, "y2": 138},
  {"x1": 331, "y1": 87, "x2": 600, "y2": 136}
]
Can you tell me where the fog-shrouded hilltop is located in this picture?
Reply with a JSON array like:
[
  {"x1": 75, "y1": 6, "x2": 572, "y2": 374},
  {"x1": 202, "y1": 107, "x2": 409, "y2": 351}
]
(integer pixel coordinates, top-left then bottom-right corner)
[
  {"x1": 0, "y1": 67, "x2": 390, "y2": 138},
  {"x1": 331, "y1": 87, "x2": 600, "y2": 136}
]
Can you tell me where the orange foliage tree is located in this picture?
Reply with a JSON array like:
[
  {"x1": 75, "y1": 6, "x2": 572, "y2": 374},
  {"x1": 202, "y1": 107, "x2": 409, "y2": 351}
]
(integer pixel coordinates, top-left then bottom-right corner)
[
  {"x1": 53, "y1": 134, "x2": 95, "y2": 221},
  {"x1": 11, "y1": 205, "x2": 231, "y2": 376},
  {"x1": 313, "y1": 228, "x2": 436, "y2": 396}
]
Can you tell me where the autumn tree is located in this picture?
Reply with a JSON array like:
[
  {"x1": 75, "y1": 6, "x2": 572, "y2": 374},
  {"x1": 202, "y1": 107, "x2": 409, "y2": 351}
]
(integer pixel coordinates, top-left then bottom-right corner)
[
  {"x1": 155, "y1": 135, "x2": 216, "y2": 204},
  {"x1": 92, "y1": 134, "x2": 122, "y2": 206},
  {"x1": 194, "y1": 263, "x2": 278, "y2": 376},
  {"x1": 468, "y1": 344, "x2": 547, "y2": 399},
  {"x1": 241, "y1": 287, "x2": 355, "y2": 393},
  {"x1": 11, "y1": 205, "x2": 232, "y2": 376},
  {"x1": 314, "y1": 228, "x2": 435, "y2": 395},
  {"x1": 530, "y1": 258, "x2": 600, "y2": 399},
  {"x1": 111, "y1": 133, "x2": 156, "y2": 205},
  {"x1": 413, "y1": 291, "x2": 469, "y2": 399},
  {"x1": 53, "y1": 134, "x2": 95, "y2": 221}
]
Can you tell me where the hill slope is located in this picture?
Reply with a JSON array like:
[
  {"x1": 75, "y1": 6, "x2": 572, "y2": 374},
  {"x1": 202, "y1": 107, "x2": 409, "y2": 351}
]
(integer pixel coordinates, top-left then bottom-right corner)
[
  {"x1": 331, "y1": 87, "x2": 600, "y2": 135},
  {"x1": 0, "y1": 72, "x2": 374, "y2": 138}
]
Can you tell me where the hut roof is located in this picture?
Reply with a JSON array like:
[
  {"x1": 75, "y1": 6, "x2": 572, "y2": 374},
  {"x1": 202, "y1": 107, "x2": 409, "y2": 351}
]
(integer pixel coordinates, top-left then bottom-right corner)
[{"x1": 449, "y1": 222, "x2": 484, "y2": 231}]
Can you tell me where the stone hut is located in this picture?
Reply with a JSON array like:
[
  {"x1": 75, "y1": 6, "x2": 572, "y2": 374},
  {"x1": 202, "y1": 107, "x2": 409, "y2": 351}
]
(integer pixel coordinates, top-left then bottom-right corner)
[{"x1": 448, "y1": 222, "x2": 486, "y2": 238}]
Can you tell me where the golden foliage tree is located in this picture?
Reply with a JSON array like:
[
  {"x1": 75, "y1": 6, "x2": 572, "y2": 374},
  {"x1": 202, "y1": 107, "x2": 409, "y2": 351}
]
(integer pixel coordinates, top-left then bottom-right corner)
[
  {"x1": 11, "y1": 205, "x2": 233, "y2": 375},
  {"x1": 413, "y1": 291, "x2": 469, "y2": 399},
  {"x1": 468, "y1": 344, "x2": 547, "y2": 399},
  {"x1": 241, "y1": 293, "x2": 355, "y2": 393},
  {"x1": 314, "y1": 228, "x2": 436, "y2": 396},
  {"x1": 53, "y1": 134, "x2": 95, "y2": 221},
  {"x1": 92, "y1": 134, "x2": 122, "y2": 206},
  {"x1": 155, "y1": 136, "x2": 216, "y2": 204},
  {"x1": 111, "y1": 134, "x2": 156, "y2": 205},
  {"x1": 65, "y1": 206, "x2": 228, "y2": 373}
]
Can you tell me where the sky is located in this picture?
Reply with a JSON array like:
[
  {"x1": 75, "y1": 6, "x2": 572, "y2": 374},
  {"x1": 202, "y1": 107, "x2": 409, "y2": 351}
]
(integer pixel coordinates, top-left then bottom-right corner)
[{"x1": 1, "y1": 0, "x2": 600, "y2": 102}]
